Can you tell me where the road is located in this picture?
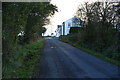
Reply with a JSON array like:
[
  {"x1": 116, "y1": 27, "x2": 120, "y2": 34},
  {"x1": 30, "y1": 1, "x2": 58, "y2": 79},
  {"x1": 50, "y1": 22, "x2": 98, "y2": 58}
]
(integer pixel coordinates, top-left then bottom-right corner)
[{"x1": 36, "y1": 37, "x2": 120, "y2": 78}]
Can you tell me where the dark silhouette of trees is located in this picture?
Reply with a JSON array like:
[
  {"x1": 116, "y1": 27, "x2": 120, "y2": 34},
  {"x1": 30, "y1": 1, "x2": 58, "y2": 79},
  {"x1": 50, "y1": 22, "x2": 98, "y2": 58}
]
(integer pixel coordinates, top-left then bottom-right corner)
[
  {"x1": 67, "y1": 1, "x2": 120, "y2": 60},
  {"x1": 2, "y1": 2, "x2": 58, "y2": 59}
]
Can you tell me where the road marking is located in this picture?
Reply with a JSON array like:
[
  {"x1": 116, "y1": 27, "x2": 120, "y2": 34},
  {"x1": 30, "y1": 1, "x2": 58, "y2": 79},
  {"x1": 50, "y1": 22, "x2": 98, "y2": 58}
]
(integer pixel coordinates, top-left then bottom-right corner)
[
  {"x1": 51, "y1": 46, "x2": 57, "y2": 48},
  {"x1": 51, "y1": 47, "x2": 54, "y2": 48}
]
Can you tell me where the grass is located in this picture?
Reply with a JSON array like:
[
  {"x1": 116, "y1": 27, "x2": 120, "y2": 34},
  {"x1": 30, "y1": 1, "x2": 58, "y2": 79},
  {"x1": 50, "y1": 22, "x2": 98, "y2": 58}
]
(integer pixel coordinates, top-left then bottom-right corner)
[
  {"x1": 2, "y1": 38, "x2": 44, "y2": 78},
  {"x1": 59, "y1": 38, "x2": 120, "y2": 67}
]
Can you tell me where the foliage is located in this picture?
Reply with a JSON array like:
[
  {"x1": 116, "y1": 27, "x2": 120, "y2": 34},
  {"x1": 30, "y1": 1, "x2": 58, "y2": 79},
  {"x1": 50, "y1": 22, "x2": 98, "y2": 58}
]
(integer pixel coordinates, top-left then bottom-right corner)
[
  {"x1": 2, "y1": 2, "x2": 57, "y2": 58},
  {"x1": 59, "y1": 37, "x2": 120, "y2": 67},
  {"x1": 60, "y1": 1, "x2": 120, "y2": 65},
  {"x1": 76, "y1": 1, "x2": 119, "y2": 59},
  {"x1": 69, "y1": 27, "x2": 81, "y2": 34},
  {"x1": 2, "y1": 39, "x2": 44, "y2": 78},
  {"x1": 2, "y1": 2, "x2": 57, "y2": 46},
  {"x1": 2, "y1": 2, "x2": 57, "y2": 78},
  {"x1": 23, "y1": 2, "x2": 58, "y2": 43}
]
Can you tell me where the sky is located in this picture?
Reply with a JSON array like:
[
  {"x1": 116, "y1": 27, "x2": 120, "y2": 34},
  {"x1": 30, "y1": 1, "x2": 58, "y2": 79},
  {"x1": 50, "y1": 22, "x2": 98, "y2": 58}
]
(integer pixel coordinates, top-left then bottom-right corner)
[{"x1": 43, "y1": 0, "x2": 111, "y2": 36}]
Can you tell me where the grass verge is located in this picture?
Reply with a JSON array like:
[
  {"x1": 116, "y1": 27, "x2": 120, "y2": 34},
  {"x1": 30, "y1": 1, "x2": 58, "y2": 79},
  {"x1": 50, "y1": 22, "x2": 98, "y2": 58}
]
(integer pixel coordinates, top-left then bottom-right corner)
[
  {"x1": 59, "y1": 38, "x2": 120, "y2": 67},
  {"x1": 2, "y1": 38, "x2": 44, "y2": 78}
]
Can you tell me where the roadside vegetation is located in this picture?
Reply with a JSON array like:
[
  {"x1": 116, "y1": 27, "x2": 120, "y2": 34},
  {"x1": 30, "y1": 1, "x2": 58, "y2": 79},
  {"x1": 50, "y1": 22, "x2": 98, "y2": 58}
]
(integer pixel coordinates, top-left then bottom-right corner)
[
  {"x1": 59, "y1": 37, "x2": 120, "y2": 67},
  {"x1": 2, "y1": 2, "x2": 57, "y2": 78},
  {"x1": 3, "y1": 39, "x2": 44, "y2": 78},
  {"x1": 59, "y1": 2, "x2": 120, "y2": 66}
]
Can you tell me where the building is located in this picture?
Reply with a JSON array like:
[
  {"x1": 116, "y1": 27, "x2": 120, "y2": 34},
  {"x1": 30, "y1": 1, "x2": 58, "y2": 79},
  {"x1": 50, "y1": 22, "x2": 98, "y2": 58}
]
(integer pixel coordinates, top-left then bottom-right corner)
[
  {"x1": 56, "y1": 16, "x2": 82, "y2": 37},
  {"x1": 56, "y1": 25, "x2": 62, "y2": 37}
]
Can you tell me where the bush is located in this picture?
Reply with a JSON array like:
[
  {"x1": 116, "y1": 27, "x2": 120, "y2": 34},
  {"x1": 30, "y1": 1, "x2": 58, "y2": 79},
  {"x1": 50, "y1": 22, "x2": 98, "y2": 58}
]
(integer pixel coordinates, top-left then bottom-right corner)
[
  {"x1": 2, "y1": 39, "x2": 44, "y2": 78},
  {"x1": 69, "y1": 27, "x2": 81, "y2": 34}
]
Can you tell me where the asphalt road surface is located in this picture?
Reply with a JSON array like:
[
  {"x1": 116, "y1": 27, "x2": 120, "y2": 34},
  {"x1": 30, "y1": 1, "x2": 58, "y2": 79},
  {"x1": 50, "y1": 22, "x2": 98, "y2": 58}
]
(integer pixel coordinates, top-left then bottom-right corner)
[{"x1": 36, "y1": 37, "x2": 120, "y2": 78}]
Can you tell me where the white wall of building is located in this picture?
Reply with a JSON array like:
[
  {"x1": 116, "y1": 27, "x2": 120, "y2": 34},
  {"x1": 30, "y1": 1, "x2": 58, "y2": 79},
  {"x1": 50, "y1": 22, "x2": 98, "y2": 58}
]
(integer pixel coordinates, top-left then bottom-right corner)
[
  {"x1": 64, "y1": 18, "x2": 72, "y2": 35},
  {"x1": 57, "y1": 17, "x2": 81, "y2": 37},
  {"x1": 64, "y1": 17, "x2": 80, "y2": 35},
  {"x1": 56, "y1": 25, "x2": 62, "y2": 37}
]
